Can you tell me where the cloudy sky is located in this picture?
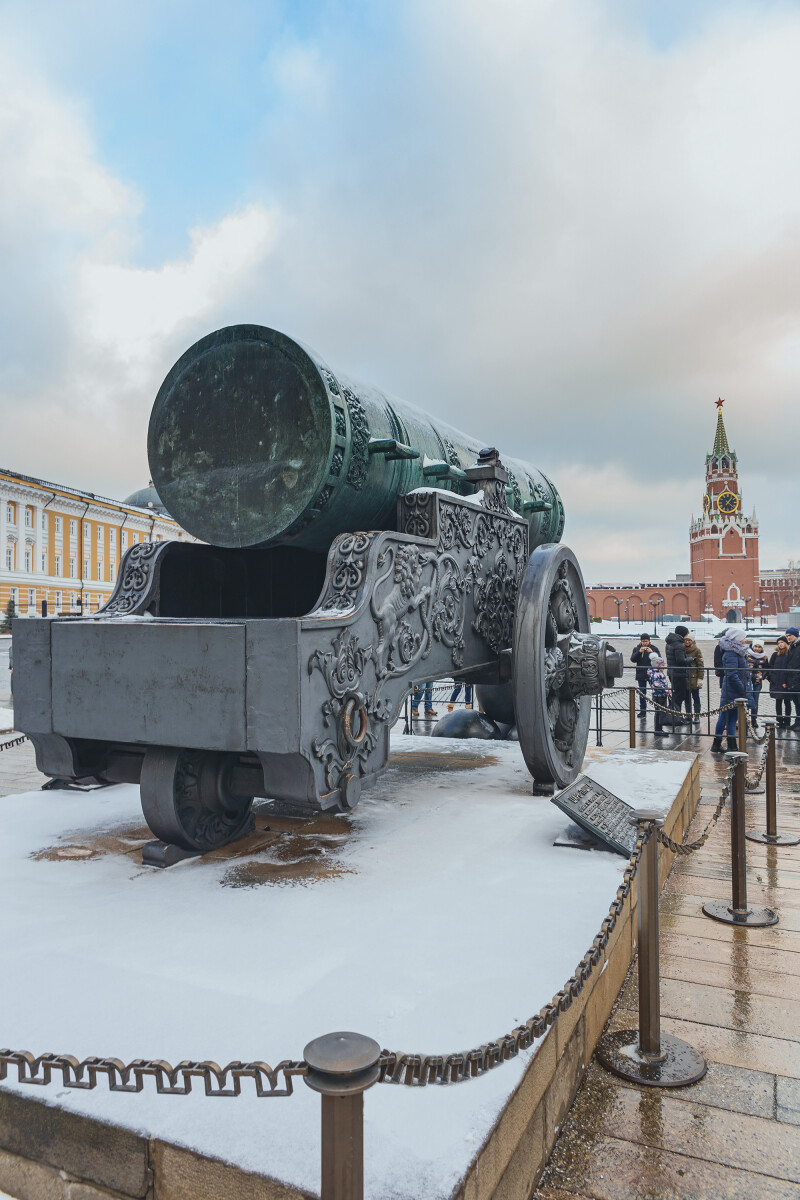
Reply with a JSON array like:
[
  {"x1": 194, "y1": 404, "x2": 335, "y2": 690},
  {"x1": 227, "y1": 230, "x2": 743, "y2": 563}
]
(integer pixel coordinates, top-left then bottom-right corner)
[{"x1": 1, "y1": 0, "x2": 798, "y2": 583}]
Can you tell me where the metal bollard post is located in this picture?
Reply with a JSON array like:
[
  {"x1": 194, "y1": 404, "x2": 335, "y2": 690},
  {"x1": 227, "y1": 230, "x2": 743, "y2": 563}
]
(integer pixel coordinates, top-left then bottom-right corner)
[
  {"x1": 736, "y1": 698, "x2": 747, "y2": 752},
  {"x1": 304, "y1": 1032, "x2": 382, "y2": 1200},
  {"x1": 629, "y1": 688, "x2": 637, "y2": 749},
  {"x1": 703, "y1": 753, "x2": 778, "y2": 926},
  {"x1": 747, "y1": 721, "x2": 800, "y2": 847},
  {"x1": 597, "y1": 812, "x2": 706, "y2": 1087}
]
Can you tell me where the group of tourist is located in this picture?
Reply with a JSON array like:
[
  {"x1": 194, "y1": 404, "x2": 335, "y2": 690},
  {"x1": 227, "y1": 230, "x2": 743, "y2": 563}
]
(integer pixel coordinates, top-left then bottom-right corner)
[{"x1": 630, "y1": 625, "x2": 800, "y2": 746}]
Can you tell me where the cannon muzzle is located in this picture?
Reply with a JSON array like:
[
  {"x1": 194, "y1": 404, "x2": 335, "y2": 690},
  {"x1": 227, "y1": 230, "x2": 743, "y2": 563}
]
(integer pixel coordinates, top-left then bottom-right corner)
[{"x1": 148, "y1": 325, "x2": 565, "y2": 552}]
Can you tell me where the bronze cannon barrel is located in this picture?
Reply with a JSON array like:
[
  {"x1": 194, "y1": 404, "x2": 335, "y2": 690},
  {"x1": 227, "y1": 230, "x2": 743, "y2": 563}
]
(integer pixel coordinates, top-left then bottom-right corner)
[{"x1": 148, "y1": 324, "x2": 565, "y2": 552}]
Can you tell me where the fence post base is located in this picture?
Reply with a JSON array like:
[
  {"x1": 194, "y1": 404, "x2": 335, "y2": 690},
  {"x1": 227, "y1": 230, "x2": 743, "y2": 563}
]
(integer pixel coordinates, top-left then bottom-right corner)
[
  {"x1": 702, "y1": 898, "x2": 778, "y2": 926},
  {"x1": 597, "y1": 1029, "x2": 707, "y2": 1088},
  {"x1": 304, "y1": 1032, "x2": 382, "y2": 1200},
  {"x1": 746, "y1": 831, "x2": 800, "y2": 846},
  {"x1": 702, "y1": 752, "x2": 778, "y2": 927},
  {"x1": 746, "y1": 720, "x2": 800, "y2": 847},
  {"x1": 597, "y1": 811, "x2": 706, "y2": 1089}
]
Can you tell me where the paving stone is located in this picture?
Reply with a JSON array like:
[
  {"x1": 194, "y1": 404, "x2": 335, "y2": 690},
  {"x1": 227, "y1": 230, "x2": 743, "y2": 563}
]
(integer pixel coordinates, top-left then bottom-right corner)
[
  {"x1": 659, "y1": 911, "x2": 800, "y2": 954},
  {"x1": 661, "y1": 932, "x2": 800, "y2": 977},
  {"x1": 546, "y1": 1068, "x2": 800, "y2": 1183},
  {"x1": 619, "y1": 975, "x2": 800, "y2": 1041},
  {"x1": 543, "y1": 1132, "x2": 800, "y2": 1199},
  {"x1": 777, "y1": 1077, "x2": 800, "y2": 1127},
  {"x1": 660, "y1": 950, "x2": 800, "y2": 1001}
]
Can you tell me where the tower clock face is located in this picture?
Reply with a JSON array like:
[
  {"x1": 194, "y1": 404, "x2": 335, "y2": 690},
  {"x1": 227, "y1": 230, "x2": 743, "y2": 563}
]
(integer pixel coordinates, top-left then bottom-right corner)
[
  {"x1": 717, "y1": 490, "x2": 740, "y2": 514},
  {"x1": 703, "y1": 494, "x2": 710, "y2": 512}
]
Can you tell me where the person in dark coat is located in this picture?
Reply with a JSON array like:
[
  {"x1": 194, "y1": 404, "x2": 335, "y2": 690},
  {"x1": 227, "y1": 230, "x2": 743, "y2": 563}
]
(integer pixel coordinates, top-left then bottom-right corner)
[
  {"x1": 711, "y1": 626, "x2": 749, "y2": 752},
  {"x1": 785, "y1": 626, "x2": 800, "y2": 730},
  {"x1": 630, "y1": 634, "x2": 658, "y2": 717},
  {"x1": 767, "y1": 637, "x2": 792, "y2": 728},
  {"x1": 665, "y1": 625, "x2": 691, "y2": 720}
]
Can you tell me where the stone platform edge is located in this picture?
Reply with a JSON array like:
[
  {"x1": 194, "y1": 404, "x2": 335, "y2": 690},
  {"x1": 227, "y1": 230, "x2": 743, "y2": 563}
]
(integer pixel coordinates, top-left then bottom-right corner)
[{"x1": 0, "y1": 756, "x2": 700, "y2": 1200}]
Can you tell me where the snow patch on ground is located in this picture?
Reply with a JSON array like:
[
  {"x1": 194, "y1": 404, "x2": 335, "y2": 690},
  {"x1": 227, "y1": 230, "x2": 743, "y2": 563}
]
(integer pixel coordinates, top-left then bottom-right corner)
[
  {"x1": 0, "y1": 738, "x2": 692, "y2": 1198},
  {"x1": 0, "y1": 707, "x2": 14, "y2": 731}
]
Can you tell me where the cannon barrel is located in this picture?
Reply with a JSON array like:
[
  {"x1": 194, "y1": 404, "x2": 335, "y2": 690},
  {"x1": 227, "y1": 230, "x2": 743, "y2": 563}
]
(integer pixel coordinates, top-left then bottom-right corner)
[{"x1": 148, "y1": 325, "x2": 565, "y2": 552}]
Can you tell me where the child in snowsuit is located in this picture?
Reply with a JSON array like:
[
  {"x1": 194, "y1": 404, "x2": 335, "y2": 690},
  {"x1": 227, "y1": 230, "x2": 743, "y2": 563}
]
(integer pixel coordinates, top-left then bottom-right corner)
[{"x1": 648, "y1": 657, "x2": 672, "y2": 736}]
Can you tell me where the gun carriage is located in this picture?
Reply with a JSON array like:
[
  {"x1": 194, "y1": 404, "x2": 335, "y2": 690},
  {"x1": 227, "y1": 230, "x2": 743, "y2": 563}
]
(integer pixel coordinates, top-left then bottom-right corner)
[{"x1": 12, "y1": 325, "x2": 622, "y2": 862}]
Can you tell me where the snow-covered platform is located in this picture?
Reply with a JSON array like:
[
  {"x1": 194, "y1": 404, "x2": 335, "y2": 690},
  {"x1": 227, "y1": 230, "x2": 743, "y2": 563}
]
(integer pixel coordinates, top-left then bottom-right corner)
[{"x1": 0, "y1": 738, "x2": 699, "y2": 1200}]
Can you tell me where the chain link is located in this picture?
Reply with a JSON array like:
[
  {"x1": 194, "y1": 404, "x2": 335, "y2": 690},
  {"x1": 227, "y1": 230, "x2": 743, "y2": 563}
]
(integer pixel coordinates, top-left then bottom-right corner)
[
  {"x1": 378, "y1": 831, "x2": 646, "y2": 1086},
  {"x1": 657, "y1": 768, "x2": 731, "y2": 856},
  {"x1": 744, "y1": 733, "x2": 770, "y2": 791},
  {"x1": 0, "y1": 734, "x2": 27, "y2": 753},
  {"x1": 745, "y1": 707, "x2": 767, "y2": 745},
  {"x1": 641, "y1": 692, "x2": 738, "y2": 720},
  {"x1": 0, "y1": 1051, "x2": 306, "y2": 1097}
]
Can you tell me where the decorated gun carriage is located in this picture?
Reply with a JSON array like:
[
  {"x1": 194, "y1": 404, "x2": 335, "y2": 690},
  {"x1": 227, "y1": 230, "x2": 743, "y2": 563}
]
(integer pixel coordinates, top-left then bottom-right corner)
[{"x1": 12, "y1": 326, "x2": 622, "y2": 863}]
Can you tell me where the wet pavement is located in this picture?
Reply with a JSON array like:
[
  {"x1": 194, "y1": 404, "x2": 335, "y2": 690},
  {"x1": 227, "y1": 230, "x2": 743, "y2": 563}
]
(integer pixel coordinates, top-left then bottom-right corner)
[{"x1": 535, "y1": 726, "x2": 800, "y2": 1200}]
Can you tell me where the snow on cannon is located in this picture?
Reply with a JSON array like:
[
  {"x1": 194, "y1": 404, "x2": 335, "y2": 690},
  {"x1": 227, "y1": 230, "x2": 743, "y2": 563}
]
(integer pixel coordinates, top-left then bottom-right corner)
[{"x1": 12, "y1": 325, "x2": 623, "y2": 864}]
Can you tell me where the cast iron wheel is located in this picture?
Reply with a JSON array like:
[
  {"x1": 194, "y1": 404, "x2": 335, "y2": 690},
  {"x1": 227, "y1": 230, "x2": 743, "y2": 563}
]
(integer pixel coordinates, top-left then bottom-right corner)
[
  {"x1": 140, "y1": 747, "x2": 254, "y2": 852},
  {"x1": 513, "y1": 543, "x2": 621, "y2": 789}
]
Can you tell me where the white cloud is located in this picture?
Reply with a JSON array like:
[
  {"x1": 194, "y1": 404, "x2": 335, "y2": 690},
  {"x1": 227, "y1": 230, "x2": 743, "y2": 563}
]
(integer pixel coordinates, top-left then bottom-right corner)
[
  {"x1": 78, "y1": 205, "x2": 276, "y2": 375},
  {"x1": 0, "y1": 1, "x2": 799, "y2": 577}
]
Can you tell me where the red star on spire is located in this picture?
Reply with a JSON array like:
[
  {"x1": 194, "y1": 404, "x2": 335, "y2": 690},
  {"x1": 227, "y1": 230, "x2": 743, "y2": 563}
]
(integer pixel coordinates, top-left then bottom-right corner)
[{"x1": 715, "y1": 397, "x2": 725, "y2": 409}]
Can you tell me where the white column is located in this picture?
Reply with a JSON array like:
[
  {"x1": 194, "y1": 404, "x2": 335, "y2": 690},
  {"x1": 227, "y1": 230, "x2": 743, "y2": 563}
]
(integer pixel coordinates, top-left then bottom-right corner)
[
  {"x1": 0, "y1": 487, "x2": 7, "y2": 577},
  {"x1": 34, "y1": 502, "x2": 42, "y2": 581}
]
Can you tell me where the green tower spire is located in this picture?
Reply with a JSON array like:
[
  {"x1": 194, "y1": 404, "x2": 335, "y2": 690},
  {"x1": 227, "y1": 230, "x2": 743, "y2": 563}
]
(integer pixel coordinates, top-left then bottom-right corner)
[{"x1": 710, "y1": 398, "x2": 733, "y2": 458}]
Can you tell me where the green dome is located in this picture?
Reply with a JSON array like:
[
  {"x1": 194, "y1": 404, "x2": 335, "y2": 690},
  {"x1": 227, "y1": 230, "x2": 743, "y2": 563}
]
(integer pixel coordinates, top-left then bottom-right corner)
[{"x1": 124, "y1": 483, "x2": 169, "y2": 515}]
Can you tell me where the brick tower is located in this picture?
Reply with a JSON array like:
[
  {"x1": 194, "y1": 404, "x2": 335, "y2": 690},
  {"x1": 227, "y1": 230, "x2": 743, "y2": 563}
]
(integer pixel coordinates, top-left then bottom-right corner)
[{"x1": 689, "y1": 400, "x2": 759, "y2": 619}]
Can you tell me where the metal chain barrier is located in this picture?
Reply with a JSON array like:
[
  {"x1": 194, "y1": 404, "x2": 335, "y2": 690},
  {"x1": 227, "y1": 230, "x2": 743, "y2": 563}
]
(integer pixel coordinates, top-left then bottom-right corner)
[
  {"x1": 657, "y1": 768, "x2": 731, "y2": 856},
  {"x1": 0, "y1": 734, "x2": 27, "y2": 752},
  {"x1": 377, "y1": 831, "x2": 646, "y2": 1087},
  {"x1": 745, "y1": 706, "x2": 767, "y2": 745},
  {"x1": 0, "y1": 1051, "x2": 306, "y2": 1097},
  {"x1": 641, "y1": 692, "x2": 738, "y2": 721},
  {"x1": 744, "y1": 734, "x2": 770, "y2": 791}
]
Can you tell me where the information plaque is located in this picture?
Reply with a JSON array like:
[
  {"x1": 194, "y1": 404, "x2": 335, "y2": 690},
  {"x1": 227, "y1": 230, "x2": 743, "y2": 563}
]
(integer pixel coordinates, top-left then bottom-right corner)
[{"x1": 551, "y1": 777, "x2": 637, "y2": 857}]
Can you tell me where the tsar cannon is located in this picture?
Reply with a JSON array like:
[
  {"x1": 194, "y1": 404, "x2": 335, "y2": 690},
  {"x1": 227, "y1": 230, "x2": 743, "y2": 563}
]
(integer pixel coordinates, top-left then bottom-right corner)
[{"x1": 12, "y1": 325, "x2": 622, "y2": 862}]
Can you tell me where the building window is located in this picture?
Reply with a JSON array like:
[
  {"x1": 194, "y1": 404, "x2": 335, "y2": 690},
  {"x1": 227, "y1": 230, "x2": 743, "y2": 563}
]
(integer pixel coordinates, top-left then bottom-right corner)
[
  {"x1": 109, "y1": 563, "x2": 115, "y2": 582},
  {"x1": 69, "y1": 558, "x2": 76, "y2": 578},
  {"x1": 40, "y1": 553, "x2": 46, "y2": 572},
  {"x1": 96, "y1": 562, "x2": 102, "y2": 580},
  {"x1": 24, "y1": 508, "x2": 32, "y2": 528},
  {"x1": 84, "y1": 522, "x2": 91, "y2": 542},
  {"x1": 70, "y1": 519, "x2": 77, "y2": 537},
  {"x1": 96, "y1": 594, "x2": 103, "y2": 610},
  {"x1": 9, "y1": 587, "x2": 18, "y2": 607},
  {"x1": 97, "y1": 526, "x2": 103, "y2": 545},
  {"x1": 55, "y1": 516, "x2": 62, "y2": 534},
  {"x1": 70, "y1": 592, "x2": 78, "y2": 609},
  {"x1": 41, "y1": 511, "x2": 47, "y2": 530},
  {"x1": 55, "y1": 591, "x2": 62, "y2": 611},
  {"x1": 83, "y1": 559, "x2": 89, "y2": 579},
  {"x1": 110, "y1": 528, "x2": 116, "y2": 547},
  {"x1": 27, "y1": 588, "x2": 35, "y2": 610},
  {"x1": 24, "y1": 549, "x2": 31, "y2": 572},
  {"x1": 121, "y1": 530, "x2": 128, "y2": 549},
  {"x1": 6, "y1": 504, "x2": 14, "y2": 524},
  {"x1": 5, "y1": 548, "x2": 13, "y2": 571},
  {"x1": 54, "y1": 555, "x2": 61, "y2": 577}
]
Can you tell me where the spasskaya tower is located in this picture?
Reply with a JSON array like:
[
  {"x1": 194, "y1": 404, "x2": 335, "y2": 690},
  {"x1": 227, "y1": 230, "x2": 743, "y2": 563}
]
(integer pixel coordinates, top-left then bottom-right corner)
[{"x1": 689, "y1": 400, "x2": 759, "y2": 619}]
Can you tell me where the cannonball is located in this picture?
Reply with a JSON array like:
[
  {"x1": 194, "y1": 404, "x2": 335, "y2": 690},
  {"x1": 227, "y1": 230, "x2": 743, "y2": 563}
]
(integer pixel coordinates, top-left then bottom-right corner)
[{"x1": 431, "y1": 710, "x2": 501, "y2": 740}]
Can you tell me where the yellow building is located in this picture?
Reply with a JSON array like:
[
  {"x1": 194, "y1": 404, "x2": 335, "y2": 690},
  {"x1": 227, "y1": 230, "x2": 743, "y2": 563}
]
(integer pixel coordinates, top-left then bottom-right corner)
[{"x1": 0, "y1": 469, "x2": 193, "y2": 618}]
